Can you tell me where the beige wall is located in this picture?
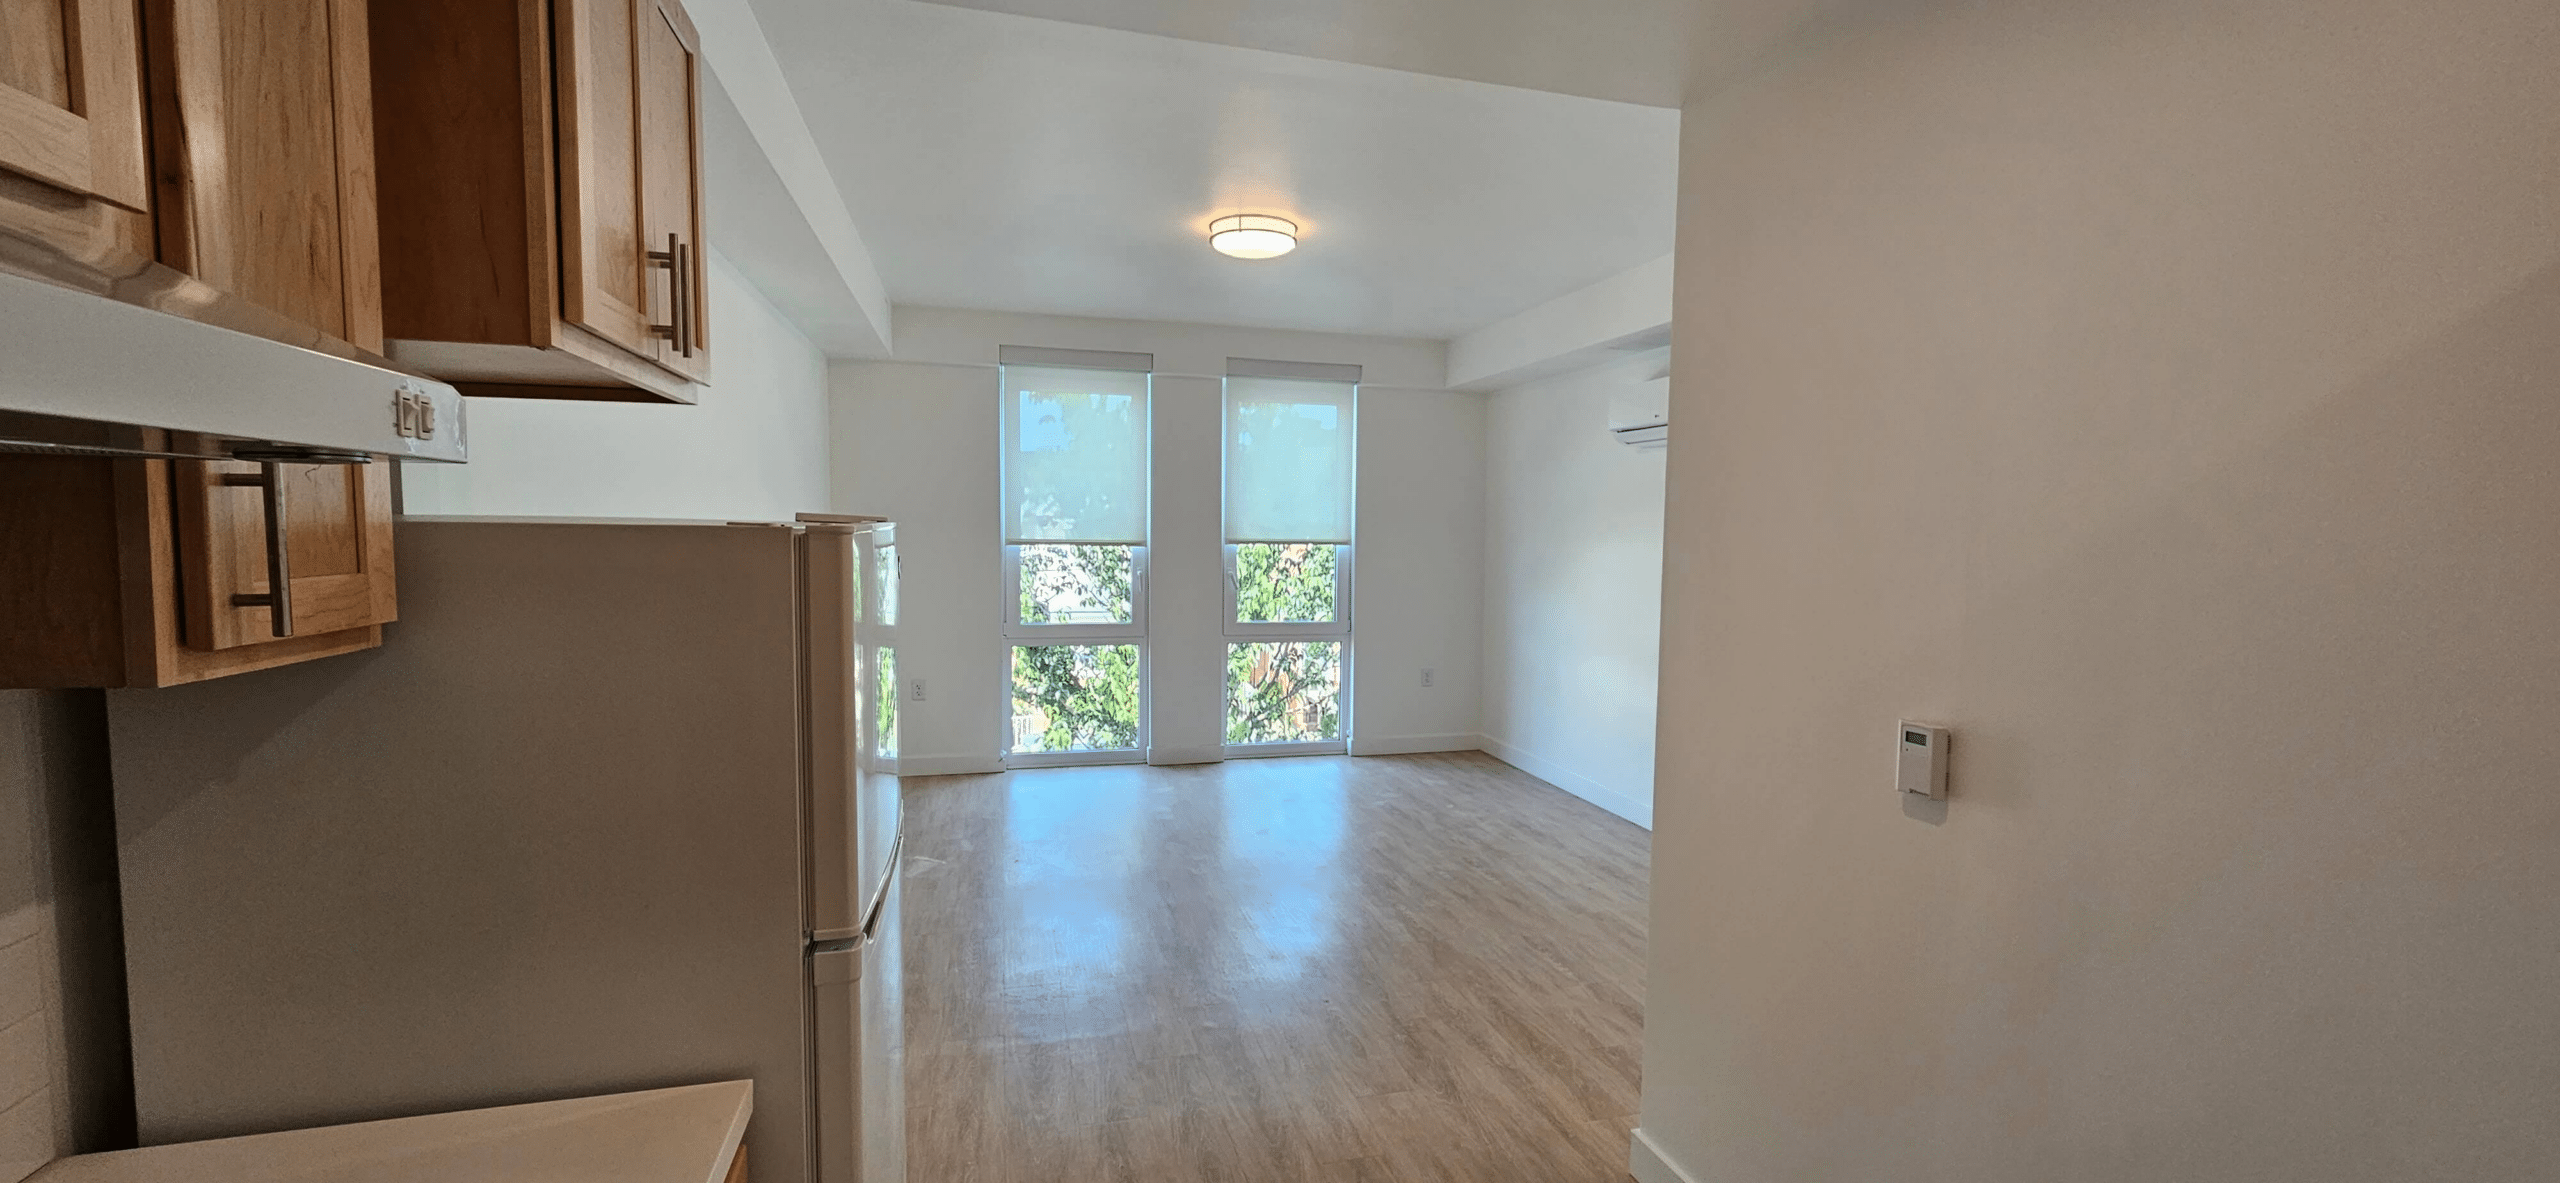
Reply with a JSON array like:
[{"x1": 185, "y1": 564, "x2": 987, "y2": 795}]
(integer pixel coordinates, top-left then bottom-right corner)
[
  {"x1": 0, "y1": 692, "x2": 128, "y2": 1182},
  {"x1": 1640, "y1": 0, "x2": 2560, "y2": 1179}
]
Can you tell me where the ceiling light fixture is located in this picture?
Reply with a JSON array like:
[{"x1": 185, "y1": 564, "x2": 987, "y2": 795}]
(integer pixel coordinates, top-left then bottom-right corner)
[{"x1": 1209, "y1": 214, "x2": 1298, "y2": 260}]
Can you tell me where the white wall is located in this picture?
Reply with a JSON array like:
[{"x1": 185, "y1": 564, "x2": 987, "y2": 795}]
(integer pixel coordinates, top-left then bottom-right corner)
[
  {"x1": 402, "y1": 250, "x2": 830, "y2": 520},
  {"x1": 690, "y1": 0, "x2": 892, "y2": 354},
  {"x1": 1140, "y1": 372, "x2": 1228, "y2": 766},
  {"x1": 826, "y1": 360, "x2": 999, "y2": 770},
  {"x1": 1348, "y1": 387, "x2": 1485, "y2": 754},
  {"x1": 1481, "y1": 354, "x2": 1664, "y2": 827},
  {"x1": 1447, "y1": 254, "x2": 1673, "y2": 391},
  {"x1": 829, "y1": 307, "x2": 1483, "y2": 772},
  {"x1": 1638, "y1": 0, "x2": 2560, "y2": 1180}
]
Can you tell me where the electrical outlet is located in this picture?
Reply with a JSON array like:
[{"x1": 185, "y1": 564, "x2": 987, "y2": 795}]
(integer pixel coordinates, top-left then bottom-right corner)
[
  {"x1": 1420, "y1": 667, "x2": 1436, "y2": 688},
  {"x1": 909, "y1": 678, "x2": 927, "y2": 702}
]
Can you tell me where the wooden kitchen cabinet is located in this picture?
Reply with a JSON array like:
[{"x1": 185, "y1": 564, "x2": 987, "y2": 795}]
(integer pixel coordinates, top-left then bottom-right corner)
[
  {"x1": 145, "y1": 0, "x2": 385, "y2": 353},
  {"x1": 0, "y1": 0, "x2": 156, "y2": 268},
  {"x1": 370, "y1": 0, "x2": 709, "y2": 404},
  {"x1": 0, "y1": 443, "x2": 395, "y2": 689},
  {"x1": 172, "y1": 451, "x2": 399, "y2": 650},
  {"x1": 558, "y1": 0, "x2": 710, "y2": 384},
  {"x1": 0, "y1": 0, "x2": 395, "y2": 365},
  {"x1": 0, "y1": 0, "x2": 401, "y2": 691}
]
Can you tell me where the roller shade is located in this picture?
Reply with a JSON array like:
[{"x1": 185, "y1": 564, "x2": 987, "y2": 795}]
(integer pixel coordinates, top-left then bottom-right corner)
[
  {"x1": 1000, "y1": 361, "x2": 1151, "y2": 544},
  {"x1": 1224, "y1": 373, "x2": 1355, "y2": 544}
]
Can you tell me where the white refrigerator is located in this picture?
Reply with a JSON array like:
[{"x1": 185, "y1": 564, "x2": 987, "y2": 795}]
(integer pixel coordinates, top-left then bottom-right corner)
[{"x1": 104, "y1": 516, "x2": 906, "y2": 1183}]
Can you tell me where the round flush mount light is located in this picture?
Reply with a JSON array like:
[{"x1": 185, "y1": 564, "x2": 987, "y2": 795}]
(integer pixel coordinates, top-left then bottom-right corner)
[{"x1": 1209, "y1": 214, "x2": 1298, "y2": 260}]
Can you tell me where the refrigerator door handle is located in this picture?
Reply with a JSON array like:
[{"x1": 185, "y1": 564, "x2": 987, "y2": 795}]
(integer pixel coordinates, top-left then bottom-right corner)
[
  {"x1": 810, "y1": 937, "x2": 865, "y2": 972},
  {"x1": 857, "y1": 833, "x2": 902, "y2": 942}
]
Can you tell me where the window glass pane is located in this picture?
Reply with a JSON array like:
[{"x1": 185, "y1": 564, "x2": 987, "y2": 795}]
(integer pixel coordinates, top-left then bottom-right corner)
[
  {"x1": 1018, "y1": 545, "x2": 1135, "y2": 625},
  {"x1": 1011, "y1": 645, "x2": 1141, "y2": 753},
  {"x1": 1225, "y1": 375, "x2": 1353, "y2": 544},
  {"x1": 1226, "y1": 641, "x2": 1341, "y2": 744},
  {"x1": 1001, "y1": 364, "x2": 1151, "y2": 544},
  {"x1": 875, "y1": 544, "x2": 899, "y2": 626},
  {"x1": 875, "y1": 648, "x2": 898, "y2": 759},
  {"x1": 1234, "y1": 543, "x2": 1337, "y2": 624}
]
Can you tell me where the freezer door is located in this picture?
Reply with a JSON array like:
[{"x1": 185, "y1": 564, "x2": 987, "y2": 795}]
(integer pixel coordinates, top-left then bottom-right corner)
[
  {"x1": 811, "y1": 847, "x2": 905, "y2": 1183},
  {"x1": 801, "y1": 526, "x2": 865, "y2": 942},
  {"x1": 807, "y1": 939, "x2": 863, "y2": 1183},
  {"x1": 859, "y1": 856, "x2": 907, "y2": 1183}
]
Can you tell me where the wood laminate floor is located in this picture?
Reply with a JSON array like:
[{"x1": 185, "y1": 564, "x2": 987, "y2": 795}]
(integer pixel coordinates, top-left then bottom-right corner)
[{"x1": 900, "y1": 751, "x2": 1650, "y2": 1182}]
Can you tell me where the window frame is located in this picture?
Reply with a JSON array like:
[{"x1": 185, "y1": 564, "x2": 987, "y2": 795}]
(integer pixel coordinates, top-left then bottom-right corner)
[
  {"x1": 1221, "y1": 637, "x2": 1352, "y2": 760},
  {"x1": 1219, "y1": 365, "x2": 1356, "y2": 755},
  {"x1": 998, "y1": 543, "x2": 1150, "y2": 767},
  {"x1": 999, "y1": 640, "x2": 1150, "y2": 768},
  {"x1": 1221, "y1": 542, "x2": 1352, "y2": 755},
  {"x1": 993, "y1": 350, "x2": 1155, "y2": 769}
]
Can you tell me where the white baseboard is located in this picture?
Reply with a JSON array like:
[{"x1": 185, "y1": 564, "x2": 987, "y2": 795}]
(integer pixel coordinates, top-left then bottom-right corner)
[
  {"x1": 1147, "y1": 744, "x2": 1224, "y2": 766},
  {"x1": 1479, "y1": 734, "x2": 1653, "y2": 828},
  {"x1": 1346, "y1": 732, "x2": 1482, "y2": 757},
  {"x1": 1629, "y1": 1129, "x2": 1704, "y2": 1183},
  {"x1": 893, "y1": 753, "x2": 1004, "y2": 776}
]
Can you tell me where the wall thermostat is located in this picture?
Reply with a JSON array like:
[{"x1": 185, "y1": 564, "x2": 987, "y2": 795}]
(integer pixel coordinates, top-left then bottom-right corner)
[{"x1": 1896, "y1": 721, "x2": 1949, "y2": 800}]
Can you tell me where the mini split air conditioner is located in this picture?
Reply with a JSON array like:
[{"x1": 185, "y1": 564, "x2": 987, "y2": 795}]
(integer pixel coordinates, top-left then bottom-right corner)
[
  {"x1": 1609, "y1": 372, "x2": 1670, "y2": 451},
  {"x1": 1612, "y1": 420, "x2": 1668, "y2": 450}
]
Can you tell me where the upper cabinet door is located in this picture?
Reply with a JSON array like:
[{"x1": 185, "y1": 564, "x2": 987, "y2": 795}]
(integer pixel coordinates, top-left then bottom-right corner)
[
  {"x1": 635, "y1": 0, "x2": 706, "y2": 381},
  {"x1": 172, "y1": 454, "x2": 397, "y2": 651},
  {"x1": 146, "y1": 0, "x2": 383, "y2": 352},
  {"x1": 0, "y1": 0, "x2": 149, "y2": 210},
  {"x1": 555, "y1": 0, "x2": 651, "y2": 356},
  {"x1": 558, "y1": 0, "x2": 706, "y2": 382}
]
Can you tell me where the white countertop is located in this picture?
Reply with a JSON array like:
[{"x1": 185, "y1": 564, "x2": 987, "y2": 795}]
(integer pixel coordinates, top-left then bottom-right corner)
[{"x1": 28, "y1": 1082, "x2": 752, "y2": 1183}]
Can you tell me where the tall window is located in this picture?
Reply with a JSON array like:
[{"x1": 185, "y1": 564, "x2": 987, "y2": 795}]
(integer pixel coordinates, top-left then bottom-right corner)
[
  {"x1": 1223, "y1": 360, "x2": 1356, "y2": 755},
  {"x1": 998, "y1": 348, "x2": 1152, "y2": 766}
]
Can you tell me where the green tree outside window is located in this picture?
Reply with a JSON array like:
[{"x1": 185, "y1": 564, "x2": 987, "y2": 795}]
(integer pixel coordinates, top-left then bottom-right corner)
[
  {"x1": 1234, "y1": 542, "x2": 1336, "y2": 622},
  {"x1": 1019, "y1": 544, "x2": 1134, "y2": 624},
  {"x1": 1011, "y1": 644, "x2": 1140, "y2": 752},
  {"x1": 1227, "y1": 641, "x2": 1340, "y2": 744}
]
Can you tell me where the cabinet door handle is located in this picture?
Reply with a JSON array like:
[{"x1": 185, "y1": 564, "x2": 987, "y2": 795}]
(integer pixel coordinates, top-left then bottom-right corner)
[
  {"x1": 646, "y1": 232, "x2": 694, "y2": 357},
  {"x1": 676, "y1": 237, "x2": 695, "y2": 358},
  {"x1": 221, "y1": 463, "x2": 294, "y2": 638}
]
